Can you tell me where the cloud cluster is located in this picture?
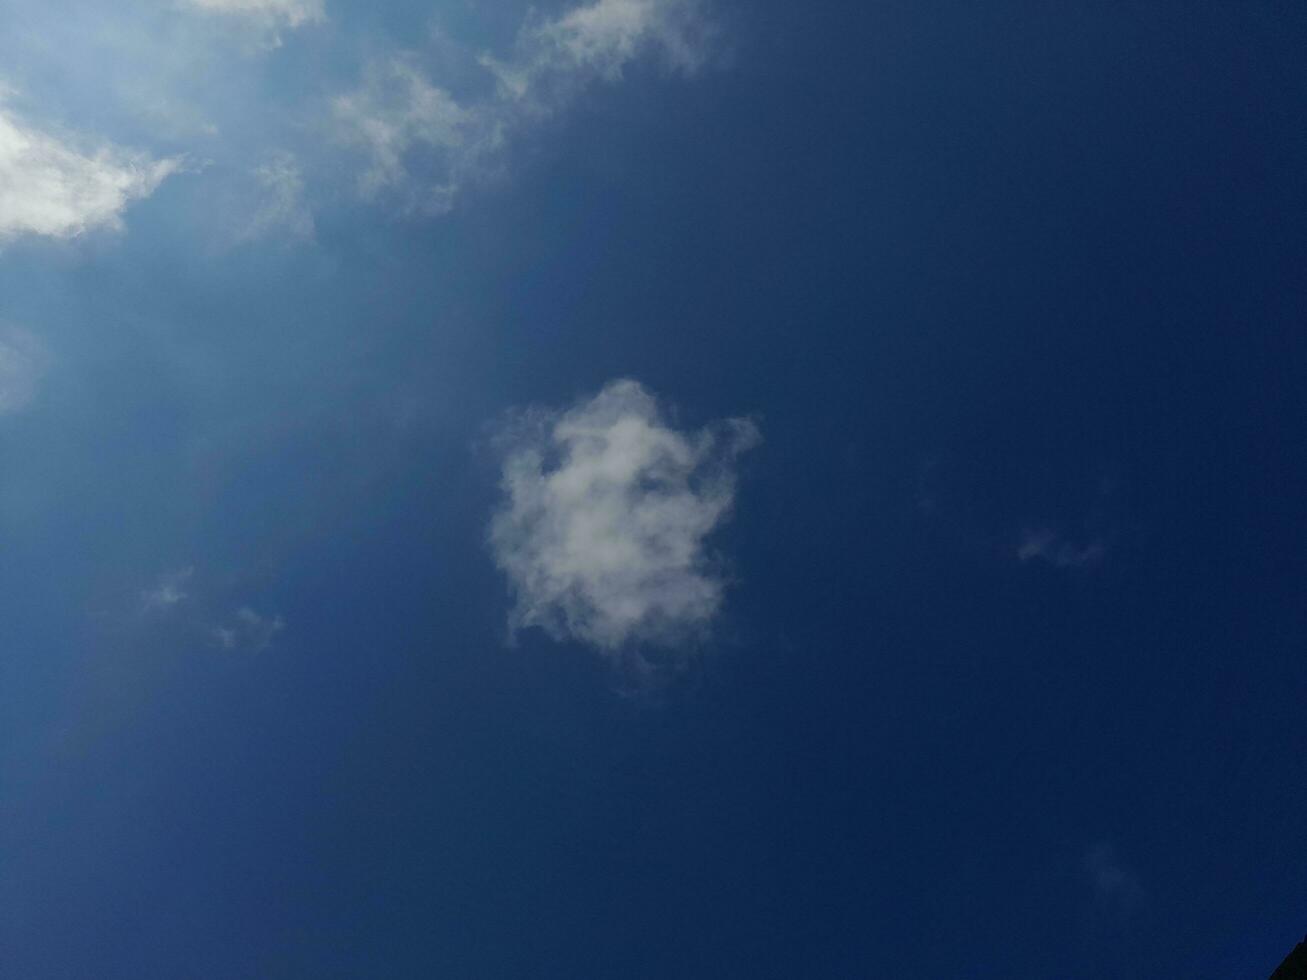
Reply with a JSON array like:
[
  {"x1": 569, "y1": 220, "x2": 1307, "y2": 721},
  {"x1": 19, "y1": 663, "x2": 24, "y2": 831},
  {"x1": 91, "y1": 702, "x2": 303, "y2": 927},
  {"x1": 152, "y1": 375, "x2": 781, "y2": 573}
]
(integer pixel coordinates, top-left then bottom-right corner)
[
  {"x1": 0, "y1": 102, "x2": 180, "y2": 242},
  {"x1": 334, "y1": 0, "x2": 711, "y2": 213},
  {"x1": 140, "y1": 569, "x2": 285, "y2": 652},
  {"x1": 0, "y1": 0, "x2": 715, "y2": 240},
  {"x1": 489, "y1": 379, "x2": 758, "y2": 654},
  {"x1": 0, "y1": 325, "x2": 47, "y2": 415}
]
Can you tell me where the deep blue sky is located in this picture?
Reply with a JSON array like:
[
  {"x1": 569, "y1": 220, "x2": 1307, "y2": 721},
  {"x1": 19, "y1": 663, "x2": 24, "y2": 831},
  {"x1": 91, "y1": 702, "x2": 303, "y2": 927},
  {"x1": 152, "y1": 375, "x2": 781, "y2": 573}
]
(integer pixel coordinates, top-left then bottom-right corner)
[{"x1": 1, "y1": 1, "x2": 1305, "y2": 977}]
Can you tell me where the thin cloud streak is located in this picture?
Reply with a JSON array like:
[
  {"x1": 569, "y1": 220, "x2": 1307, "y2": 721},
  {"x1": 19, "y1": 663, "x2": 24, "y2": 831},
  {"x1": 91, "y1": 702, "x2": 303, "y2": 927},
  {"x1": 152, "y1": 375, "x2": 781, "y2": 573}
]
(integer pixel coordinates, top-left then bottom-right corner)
[
  {"x1": 0, "y1": 325, "x2": 47, "y2": 415},
  {"x1": 334, "y1": 0, "x2": 713, "y2": 214}
]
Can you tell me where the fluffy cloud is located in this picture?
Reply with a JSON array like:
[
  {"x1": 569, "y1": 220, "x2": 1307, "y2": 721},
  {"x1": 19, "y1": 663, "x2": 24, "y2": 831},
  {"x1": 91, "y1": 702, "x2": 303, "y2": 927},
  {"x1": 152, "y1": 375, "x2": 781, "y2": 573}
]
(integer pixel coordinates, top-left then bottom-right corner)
[
  {"x1": 0, "y1": 102, "x2": 179, "y2": 242},
  {"x1": 489, "y1": 379, "x2": 759, "y2": 655},
  {"x1": 334, "y1": 0, "x2": 711, "y2": 213},
  {"x1": 0, "y1": 325, "x2": 47, "y2": 415},
  {"x1": 182, "y1": 0, "x2": 324, "y2": 28}
]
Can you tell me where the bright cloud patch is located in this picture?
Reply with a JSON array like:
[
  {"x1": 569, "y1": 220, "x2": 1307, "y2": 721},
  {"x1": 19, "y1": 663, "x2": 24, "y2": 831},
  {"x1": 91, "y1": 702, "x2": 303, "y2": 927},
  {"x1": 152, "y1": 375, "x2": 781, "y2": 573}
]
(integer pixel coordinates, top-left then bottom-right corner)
[
  {"x1": 490, "y1": 379, "x2": 759, "y2": 654},
  {"x1": 0, "y1": 104, "x2": 179, "y2": 242}
]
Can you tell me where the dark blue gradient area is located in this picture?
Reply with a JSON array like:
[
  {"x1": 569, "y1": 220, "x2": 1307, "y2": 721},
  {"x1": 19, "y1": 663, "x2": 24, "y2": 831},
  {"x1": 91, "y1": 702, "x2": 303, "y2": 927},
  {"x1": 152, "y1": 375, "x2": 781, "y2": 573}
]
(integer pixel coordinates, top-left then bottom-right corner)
[{"x1": 1, "y1": 1, "x2": 1305, "y2": 977}]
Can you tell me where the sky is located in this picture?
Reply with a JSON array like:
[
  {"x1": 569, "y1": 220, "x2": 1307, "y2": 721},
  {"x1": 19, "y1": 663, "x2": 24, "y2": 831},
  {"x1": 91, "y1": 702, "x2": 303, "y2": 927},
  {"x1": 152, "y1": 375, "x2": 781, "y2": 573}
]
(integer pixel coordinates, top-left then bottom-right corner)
[{"x1": 1, "y1": 1, "x2": 1306, "y2": 977}]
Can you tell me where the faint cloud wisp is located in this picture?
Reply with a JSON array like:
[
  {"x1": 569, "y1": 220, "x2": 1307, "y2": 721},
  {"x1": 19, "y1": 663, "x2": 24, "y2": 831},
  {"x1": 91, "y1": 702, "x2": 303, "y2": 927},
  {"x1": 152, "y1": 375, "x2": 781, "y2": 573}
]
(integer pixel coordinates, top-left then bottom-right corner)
[
  {"x1": 1017, "y1": 527, "x2": 1107, "y2": 569},
  {"x1": 181, "y1": 0, "x2": 324, "y2": 29},
  {"x1": 213, "y1": 607, "x2": 285, "y2": 652},
  {"x1": 334, "y1": 0, "x2": 713, "y2": 214},
  {"x1": 142, "y1": 567, "x2": 195, "y2": 613},
  {"x1": 1085, "y1": 842, "x2": 1145, "y2": 918},
  {"x1": 139, "y1": 568, "x2": 285, "y2": 653},
  {"x1": 238, "y1": 151, "x2": 315, "y2": 242},
  {"x1": 0, "y1": 325, "x2": 48, "y2": 415}
]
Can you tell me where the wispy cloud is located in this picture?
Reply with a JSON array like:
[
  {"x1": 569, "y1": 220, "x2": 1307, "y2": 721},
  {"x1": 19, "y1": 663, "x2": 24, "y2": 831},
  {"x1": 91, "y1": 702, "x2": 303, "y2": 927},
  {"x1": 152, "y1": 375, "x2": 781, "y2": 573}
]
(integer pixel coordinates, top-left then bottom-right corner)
[
  {"x1": 181, "y1": 0, "x2": 324, "y2": 29},
  {"x1": 0, "y1": 0, "x2": 719, "y2": 240},
  {"x1": 510, "y1": 0, "x2": 714, "y2": 83},
  {"x1": 1017, "y1": 527, "x2": 1107, "y2": 569},
  {"x1": 489, "y1": 379, "x2": 759, "y2": 656},
  {"x1": 236, "y1": 151, "x2": 315, "y2": 242},
  {"x1": 0, "y1": 98, "x2": 180, "y2": 242},
  {"x1": 333, "y1": 56, "x2": 492, "y2": 215},
  {"x1": 139, "y1": 568, "x2": 285, "y2": 652},
  {"x1": 1084, "y1": 842, "x2": 1145, "y2": 916},
  {"x1": 142, "y1": 567, "x2": 195, "y2": 613},
  {"x1": 0, "y1": 325, "x2": 48, "y2": 415},
  {"x1": 334, "y1": 0, "x2": 713, "y2": 213},
  {"x1": 213, "y1": 606, "x2": 285, "y2": 652}
]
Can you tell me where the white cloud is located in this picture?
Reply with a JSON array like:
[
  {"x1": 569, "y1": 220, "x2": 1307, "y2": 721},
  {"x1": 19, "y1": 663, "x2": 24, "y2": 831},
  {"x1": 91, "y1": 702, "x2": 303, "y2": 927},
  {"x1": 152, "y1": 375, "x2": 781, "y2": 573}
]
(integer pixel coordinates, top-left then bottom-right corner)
[
  {"x1": 334, "y1": 0, "x2": 711, "y2": 213},
  {"x1": 0, "y1": 325, "x2": 47, "y2": 415},
  {"x1": 182, "y1": 0, "x2": 324, "y2": 28},
  {"x1": 489, "y1": 379, "x2": 759, "y2": 654},
  {"x1": 0, "y1": 101, "x2": 180, "y2": 242},
  {"x1": 1017, "y1": 527, "x2": 1107, "y2": 569}
]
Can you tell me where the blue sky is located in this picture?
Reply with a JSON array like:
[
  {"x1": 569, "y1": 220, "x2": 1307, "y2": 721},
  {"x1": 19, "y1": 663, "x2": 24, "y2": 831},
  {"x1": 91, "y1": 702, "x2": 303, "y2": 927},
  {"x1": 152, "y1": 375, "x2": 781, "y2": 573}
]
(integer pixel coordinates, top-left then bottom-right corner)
[{"x1": 2, "y1": 1, "x2": 1306, "y2": 977}]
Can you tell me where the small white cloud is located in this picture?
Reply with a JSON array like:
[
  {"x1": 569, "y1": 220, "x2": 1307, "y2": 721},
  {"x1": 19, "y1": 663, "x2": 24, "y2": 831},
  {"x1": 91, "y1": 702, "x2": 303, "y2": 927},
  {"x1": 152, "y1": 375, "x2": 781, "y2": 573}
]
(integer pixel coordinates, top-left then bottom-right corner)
[
  {"x1": 0, "y1": 325, "x2": 48, "y2": 415},
  {"x1": 181, "y1": 0, "x2": 324, "y2": 28},
  {"x1": 489, "y1": 379, "x2": 759, "y2": 655},
  {"x1": 0, "y1": 100, "x2": 180, "y2": 242},
  {"x1": 214, "y1": 606, "x2": 285, "y2": 652},
  {"x1": 1017, "y1": 527, "x2": 1107, "y2": 569}
]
